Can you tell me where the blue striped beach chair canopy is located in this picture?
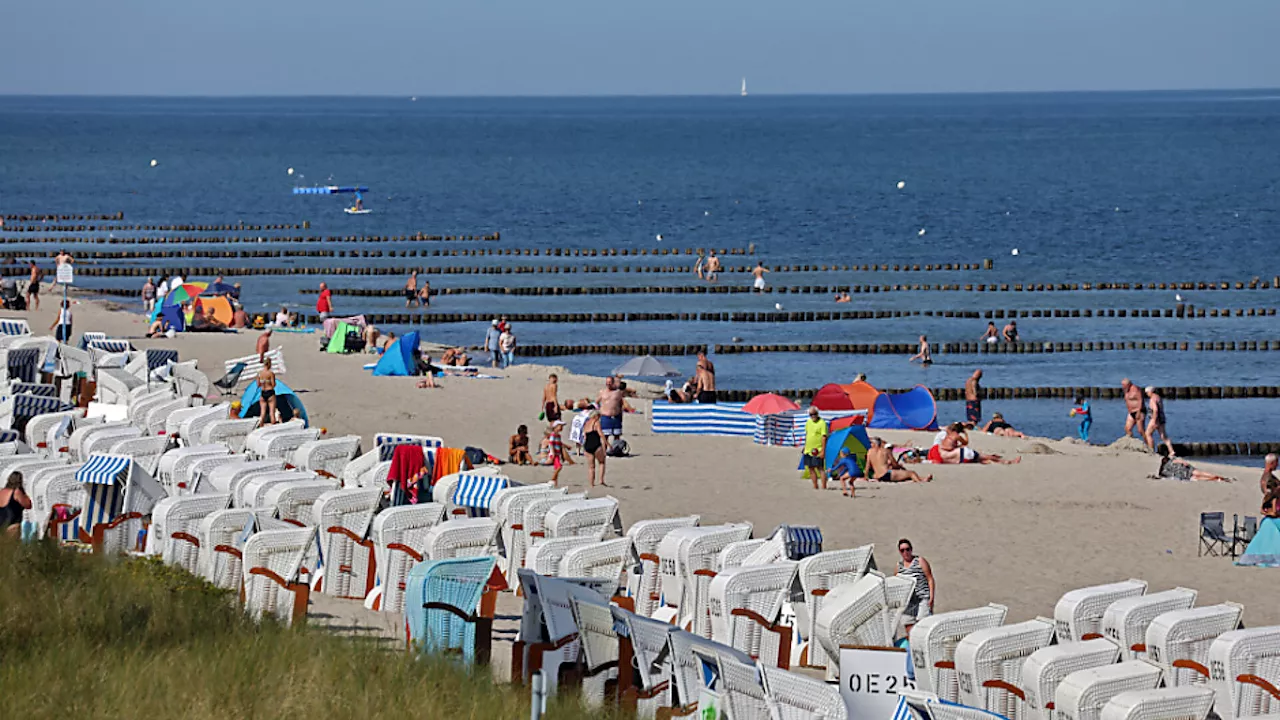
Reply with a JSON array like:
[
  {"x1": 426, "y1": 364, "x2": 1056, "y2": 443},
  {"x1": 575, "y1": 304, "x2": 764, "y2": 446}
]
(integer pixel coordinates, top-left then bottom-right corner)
[
  {"x1": 375, "y1": 433, "x2": 444, "y2": 461},
  {"x1": 0, "y1": 318, "x2": 31, "y2": 337},
  {"x1": 6, "y1": 347, "x2": 41, "y2": 384},
  {"x1": 87, "y1": 339, "x2": 134, "y2": 354},
  {"x1": 78, "y1": 332, "x2": 108, "y2": 350},
  {"x1": 452, "y1": 473, "x2": 509, "y2": 516},
  {"x1": 11, "y1": 382, "x2": 56, "y2": 397},
  {"x1": 75, "y1": 453, "x2": 169, "y2": 540},
  {"x1": 0, "y1": 429, "x2": 20, "y2": 444},
  {"x1": 777, "y1": 524, "x2": 823, "y2": 560},
  {"x1": 76, "y1": 453, "x2": 133, "y2": 486},
  {"x1": 146, "y1": 348, "x2": 179, "y2": 371},
  {"x1": 9, "y1": 393, "x2": 74, "y2": 422}
]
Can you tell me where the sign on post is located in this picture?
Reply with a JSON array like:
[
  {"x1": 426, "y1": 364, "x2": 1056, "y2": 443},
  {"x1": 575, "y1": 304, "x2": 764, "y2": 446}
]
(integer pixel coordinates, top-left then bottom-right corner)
[
  {"x1": 839, "y1": 646, "x2": 916, "y2": 718},
  {"x1": 56, "y1": 264, "x2": 74, "y2": 285}
]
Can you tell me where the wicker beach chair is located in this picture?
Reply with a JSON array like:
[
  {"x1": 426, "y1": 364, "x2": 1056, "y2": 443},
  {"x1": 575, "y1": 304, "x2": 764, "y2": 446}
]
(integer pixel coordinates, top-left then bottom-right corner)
[
  {"x1": 422, "y1": 517, "x2": 500, "y2": 561},
  {"x1": 374, "y1": 432, "x2": 442, "y2": 460},
  {"x1": 199, "y1": 418, "x2": 260, "y2": 453},
  {"x1": 143, "y1": 397, "x2": 195, "y2": 436},
  {"x1": 67, "y1": 420, "x2": 132, "y2": 461},
  {"x1": 404, "y1": 556, "x2": 498, "y2": 665},
  {"x1": 202, "y1": 458, "x2": 285, "y2": 496},
  {"x1": 815, "y1": 572, "x2": 917, "y2": 679},
  {"x1": 261, "y1": 479, "x2": 338, "y2": 525},
  {"x1": 561, "y1": 536, "x2": 636, "y2": 589},
  {"x1": 624, "y1": 515, "x2": 700, "y2": 618},
  {"x1": 366, "y1": 503, "x2": 447, "y2": 613},
  {"x1": 613, "y1": 606, "x2": 678, "y2": 717},
  {"x1": 107, "y1": 435, "x2": 170, "y2": 477},
  {"x1": 433, "y1": 468, "x2": 509, "y2": 518},
  {"x1": 795, "y1": 544, "x2": 876, "y2": 671},
  {"x1": 339, "y1": 448, "x2": 381, "y2": 488},
  {"x1": 81, "y1": 425, "x2": 142, "y2": 459},
  {"x1": 197, "y1": 507, "x2": 258, "y2": 589},
  {"x1": 544, "y1": 495, "x2": 623, "y2": 539},
  {"x1": 655, "y1": 523, "x2": 753, "y2": 632},
  {"x1": 526, "y1": 536, "x2": 599, "y2": 576},
  {"x1": 1054, "y1": 661, "x2": 1164, "y2": 720},
  {"x1": 954, "y1": 617, "x2": 1057, "y2": 719},
  {"x1": 495, "y1": 485, "x2": 567, "y2": 588},
  {"x1": 719, "y1": 539, "x2": 772, "y2": 572},
  {"x1": 1102, "y1": 589, "x2": 1199, "y2": 661},
  {"x1": 236, "y1": 470, "x2": 319, "y2": 508},
  {"x1": 253, "y1": 426, "x2": 321, "y2": 462},
  {"x1": 167, "y1": 402, "x2": 226, "y2": 440},
  {"x1": 910, "y1": 604, "x2": 1010, "y2": 701},
  {"x1": 25, "y1": 408, "x2": 83, "y2": 455},
  {"x1": 1206, "y1": 626, "x2": 1280, "y2": 720},
  {"x1": 148, "y1": 493, "x2": 231, "y2": 574},
  {"x1": 759, "y1": 663, "x2": 849, "y2": 720},
  {"x1": 170, "y1": 363, "x2": 210, "y2": 400},
  {"x1": 513, "y1": 570, "x2": 613, "y2": 702},
  {"x1": 521, "y1": 491, "x2": 586, "y2": 547},
  {"x1": 29, "y1": 464, "x2": 83, "y2": 540},
  {"x1": 157, "y1": 443, "x2": 230, "y2": 492},
  {"x1": 708, "y1": 561, "x2": 798, "y2": 669},
  {"x1": 568, "y1": 590, "x2": 623, "y2": 709},
  {"x1": 290, "y1": 435, "x2": 361, "y2": 479},
  {"x1": 243, "y1": 419, "x2": 306, "y2": 458},
  {"x1": 241, "y1": 527, "x2": 315, "y2": 626},
  {"x1": 1099, "y1": 688, "x2": 1216, "y2": 720},
  {"x1": 1146, "y1": 604, "x2": 1245, "y2": 687},
  {"x1": 1021, "y1": 639, "x2": 1123, "y2": 720},
  {"x1": 1055, "y1": 580, "x2": 1149, "y2": 643},
  {"x1": 310, "y1": 488, "x2": 381, "y2": 600}
]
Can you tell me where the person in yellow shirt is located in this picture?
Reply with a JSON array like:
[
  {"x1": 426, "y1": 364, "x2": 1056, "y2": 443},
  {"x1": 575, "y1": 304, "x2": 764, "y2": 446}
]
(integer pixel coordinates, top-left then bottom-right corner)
[{"x1": 803, "y1": 407, "x2": 829, "y2": 490}]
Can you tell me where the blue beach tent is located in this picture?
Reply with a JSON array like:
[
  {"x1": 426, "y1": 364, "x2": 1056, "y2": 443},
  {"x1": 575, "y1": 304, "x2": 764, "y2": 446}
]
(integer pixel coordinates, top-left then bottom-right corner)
[
  {"x1": 824, "y1": 424, "x2": 872, "y2": 474},
  {"x1": 868, "y1": 385, "x2": 939, "y2": 431},
  {"x1": 239, "y1": 379, "x2": 309, "y2": 426},
  {"x1": 373, "y1": 331, "x2": 421, "y2": 377}
]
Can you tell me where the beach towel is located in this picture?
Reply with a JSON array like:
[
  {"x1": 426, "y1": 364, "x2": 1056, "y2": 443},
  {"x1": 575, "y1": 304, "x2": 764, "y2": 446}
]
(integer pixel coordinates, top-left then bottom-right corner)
[
  {"x1": 430, "y1": 448, "x2": 472, "y2": 486},
  {"x1": 387, "y1": 444, "x2": 431, "y2": 505},
  {"x1": 569, "y1": 411, "x2": 589, "y2": 446}
]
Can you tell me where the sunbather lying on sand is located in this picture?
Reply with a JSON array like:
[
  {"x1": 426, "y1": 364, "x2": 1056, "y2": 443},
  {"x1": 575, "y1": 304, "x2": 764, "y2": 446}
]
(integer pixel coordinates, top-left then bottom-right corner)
[
  {"x1": 982, "y1": 413, "x2": 1026, "y2": 438},
  {"x1": 1151, "y1": 456, "x2": 1232, "y2": 483},
  {"x1": 868, "y1": 437, "x2": 932, "y2": 483},
  {"x1": 928, "y1": 423, "x2": 1020, "y2": 464}
]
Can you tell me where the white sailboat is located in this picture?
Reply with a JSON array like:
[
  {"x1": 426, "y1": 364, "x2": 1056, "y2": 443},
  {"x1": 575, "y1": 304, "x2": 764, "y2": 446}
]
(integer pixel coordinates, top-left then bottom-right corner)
[{"x1": 741, "y1": 78, "x2": 748, "y2": 96}]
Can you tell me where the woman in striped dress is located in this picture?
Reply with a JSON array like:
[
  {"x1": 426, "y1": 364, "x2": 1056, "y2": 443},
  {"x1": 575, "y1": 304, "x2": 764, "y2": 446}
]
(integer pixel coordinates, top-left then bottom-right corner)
[{"x1": 896, "y1": 538, "x2": 935, "y2": 629}]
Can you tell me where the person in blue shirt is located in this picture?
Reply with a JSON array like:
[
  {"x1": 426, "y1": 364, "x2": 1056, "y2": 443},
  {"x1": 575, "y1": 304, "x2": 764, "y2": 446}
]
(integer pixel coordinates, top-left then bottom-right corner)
[
  {"x1": 483, "y1": 319, "x2": 503, "y2": 368},
  {"x1": 1070, "y1": 396, "x2": 1092, "y2": 442},
  {"x1": 829, "y1": 447, "x2": 862, "y2": 498}
]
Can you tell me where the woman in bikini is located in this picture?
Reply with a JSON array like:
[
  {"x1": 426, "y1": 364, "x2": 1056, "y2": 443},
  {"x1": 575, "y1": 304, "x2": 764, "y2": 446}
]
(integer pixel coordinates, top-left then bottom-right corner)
[{"x1": 256, "y1": 357, "x2": 277, "y2": 426}]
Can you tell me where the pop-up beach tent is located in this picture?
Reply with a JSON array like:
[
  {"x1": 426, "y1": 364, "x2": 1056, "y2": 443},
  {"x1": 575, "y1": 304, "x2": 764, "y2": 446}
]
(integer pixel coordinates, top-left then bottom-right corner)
[
  {"x1": 239, "y1": 379, "x2": 309, "y2": 426},
  {"x1": 326, "y1": 321, "x2": 360, "y2": 353},
  {"x1": 868, "y1": 385, "x2": 939, "y2": 431},
  {"x1": 373, "y1": 331, "x2": 421, "y2": 376},
  {"x1": 824, "y1": 424, "x2": 872, "y2": 473}
]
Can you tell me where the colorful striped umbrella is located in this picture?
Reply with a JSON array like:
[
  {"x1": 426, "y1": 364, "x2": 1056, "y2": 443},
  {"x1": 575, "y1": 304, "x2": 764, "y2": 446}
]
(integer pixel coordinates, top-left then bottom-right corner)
[{"x1": 164, "y1": 282, "x2": 208, "y2": 305}]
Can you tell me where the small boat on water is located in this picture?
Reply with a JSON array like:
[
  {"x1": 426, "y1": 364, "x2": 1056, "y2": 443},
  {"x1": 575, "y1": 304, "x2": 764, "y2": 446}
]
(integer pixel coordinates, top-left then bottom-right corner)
[
  {"x1": 344, "y1": 207, "x2": 372, "y2": 215},
  {"x1": 292, "y1": 184, "x2": 372, "y2": 215}
]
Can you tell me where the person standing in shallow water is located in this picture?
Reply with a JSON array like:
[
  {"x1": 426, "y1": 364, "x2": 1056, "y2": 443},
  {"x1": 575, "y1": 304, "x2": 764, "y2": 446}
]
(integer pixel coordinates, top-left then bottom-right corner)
[{"x1": 909, "y1": 335, "x2": 932, "y2": 365}]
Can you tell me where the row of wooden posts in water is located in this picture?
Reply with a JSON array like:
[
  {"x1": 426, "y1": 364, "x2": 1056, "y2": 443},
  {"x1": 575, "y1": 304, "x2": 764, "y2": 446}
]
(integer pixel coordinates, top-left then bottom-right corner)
[
  {"x1": 503, "y1": 340, "x2": 1280, "y2": 357},
  {"x1": 727, "y1": 385, "x2": 1280, "y2": 402},
  {"x1": 298, "y1": 281, "x2": 1280, "y2": 296},
  {"x1": 1, "y1": 233, "x2": 499, "y2": 245}
]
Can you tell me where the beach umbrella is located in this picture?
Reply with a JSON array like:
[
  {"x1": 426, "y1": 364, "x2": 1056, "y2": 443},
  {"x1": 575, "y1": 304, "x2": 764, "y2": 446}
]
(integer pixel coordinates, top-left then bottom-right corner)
[
  {"x1": 741, "y1": 393, "x2": 800, "y2": 415},
  {"x1": 613, "y1": 355, "x2": 681, "y2": 377},
  {"x1": 164, "y1": 281, "x2": 208, "y2": 305}
]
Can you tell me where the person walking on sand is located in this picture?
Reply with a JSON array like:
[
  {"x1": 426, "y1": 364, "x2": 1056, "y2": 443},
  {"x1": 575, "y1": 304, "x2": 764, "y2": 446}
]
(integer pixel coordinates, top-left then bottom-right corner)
[
  {"x1": 547, "y1": 419, "x2": 574, "y2": 486},
  {"x1": 802, "y1": 407, "x2": 829, "y2": 490},
  {"x1": 909, "y1": 335, "x2": 933, "y2": 365},
  {"x1": 542, "y1": 373, "x2": 561, "y2": 424},
  {"x1": 598, "y1": 376, "x2": 625, "y2": 449},
  {"x1": 1070, "y1": 396, "x2": 1093, "y2": 442},
  {"x1": 483, "y1": 319, "x2": 502, "y2": 368},
  {"x1": 896, "y1": 539, "x2": 935, "y2": 629},
  {"x1": 26, "y1": 261, "x2": 42, "y2": 312},
  {"x1": 965, "y1": 369, "x2": 984, "y2": 426},
  {"x1": 582, "y1": 411, "x2": 608, "y2": 487},
  {"x1": 1144, "y1": 386, "x2": 1176, "y2": 456},
  {"x1": 140, "y1": 276, "x2": 156, "y2": 315},
  {"x1": 404, "y1": 271, "x2": 419, "y2": 308},
  {"x1": 316, "y1": 282, "x2": 333, "y2": 320},
  {"x1": 705, "y1": 251, "x2": 721, "y2": 282},
  {"x1": 49, "y1": 298, "x2": 72, "y2": 342},
  {"x1": 1121, "y1": 378, "x2": 1145, "y2": 440},
  {"x1": 751, "y1": 261, "x2": 769, "y2": 292},
  {"x1": 256, "y1": 357, "x2": 278, "y2": 427}
]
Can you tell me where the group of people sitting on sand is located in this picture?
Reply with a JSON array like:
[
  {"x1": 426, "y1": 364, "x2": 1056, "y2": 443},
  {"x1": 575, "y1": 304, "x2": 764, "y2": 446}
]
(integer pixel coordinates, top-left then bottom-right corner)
[{"x1": 927, "y1": 422, "x2": 1021, "y2": 464}]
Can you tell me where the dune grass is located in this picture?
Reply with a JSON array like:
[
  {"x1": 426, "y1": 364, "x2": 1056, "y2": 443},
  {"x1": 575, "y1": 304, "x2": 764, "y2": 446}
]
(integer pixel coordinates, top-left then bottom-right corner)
[{"x1": 0, "y1": 540, "x2": 611, "y2": 719}]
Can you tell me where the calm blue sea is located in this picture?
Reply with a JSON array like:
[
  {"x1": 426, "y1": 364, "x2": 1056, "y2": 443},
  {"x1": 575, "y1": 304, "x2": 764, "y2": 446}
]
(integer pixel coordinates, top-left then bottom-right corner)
[{"x1": 2, "y1": 92, "x2": 1278, "y2": 447}]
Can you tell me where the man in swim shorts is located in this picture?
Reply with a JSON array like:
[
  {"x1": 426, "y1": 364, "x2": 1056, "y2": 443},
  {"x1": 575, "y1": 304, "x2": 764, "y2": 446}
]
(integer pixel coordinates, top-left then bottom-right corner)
[
  {"x1": 705, "y1": 251, "x2": 721, "y2": 282},
  {"x1": 909, "y1": 335, "x2": 932, "y2": 365},
  {"x1": 965, "y1": 369, "x2": 983, "y2": 426},
  {"x1": 694, "y1": 350, "x2": 717, "y2": 403},
  {"x1": 751, "y1": 261, "x2": 769, "y2": 292},
  {"x1": 542, "y1": 373, "x2": 561, "y2": 423},
  {"x1": 1122, "y1": 378, "x2": 1145, "y2": 440},
  {"x1": 980, "y1": 322, "x2": 998, "y2": 344},
  {"x1": 867, "y1": 437, "x2": 931, "y2": 484},
  {"x1": 404, "y1": 270, "x2": 419, "y2": 308},
  {"x1": 597, "y1": 376, "x2": 624, "y2": 446}
]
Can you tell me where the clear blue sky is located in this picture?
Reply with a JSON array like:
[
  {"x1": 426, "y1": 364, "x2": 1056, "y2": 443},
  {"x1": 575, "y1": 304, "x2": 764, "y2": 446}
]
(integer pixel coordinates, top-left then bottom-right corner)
[{"x1": 5, "y1": 0, "x2": 1278, "y2": 96}]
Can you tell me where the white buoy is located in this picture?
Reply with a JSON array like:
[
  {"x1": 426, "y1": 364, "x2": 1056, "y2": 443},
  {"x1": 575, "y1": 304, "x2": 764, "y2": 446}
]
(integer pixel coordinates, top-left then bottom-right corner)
[
  {"x1": 918, "y1": 228, "x2": 926, "y2": 236},
  {"x1": 655, "y1": 234, "x2": 662, "y2": 241},
  {"x1": 1176, "y1": 294, "x2": 1183, "y2": 302},
  {"x1": 637, "y1": 200, "x2": 642, "y2": 205},
  {"x1": 287, "y1": 167, "x2": 294, "y2": 175},
  {"x1": 1114, "y1": 207, "x2": 1120, "y2": 212},
  {"x1": 704, "y1": 211, "x2": 710, "y2": 216},
  {"x1": 774, "y1": 303, "x2": 783, "y2": 311},
  {"x1": 1011, "y1": 248, "x2": 1019, "y2": 256},
  {"x1": 150, "y1": 159, "x2": 158, "y2": 167},
  {"x1": 897, "y1": 181, "x2": 905, "y2": 190}
]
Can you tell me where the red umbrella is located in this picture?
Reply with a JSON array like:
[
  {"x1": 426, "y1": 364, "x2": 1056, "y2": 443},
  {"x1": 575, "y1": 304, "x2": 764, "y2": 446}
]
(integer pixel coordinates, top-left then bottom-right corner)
[{"x1": 741, "y1": 393, "x2": 801, "y2": 415}]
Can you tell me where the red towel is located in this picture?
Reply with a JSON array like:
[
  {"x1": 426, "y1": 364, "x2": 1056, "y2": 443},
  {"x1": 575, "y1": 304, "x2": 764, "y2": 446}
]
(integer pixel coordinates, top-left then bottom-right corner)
[{"x1": 388, "y1": 445, "x2": 430, "y2": 503}]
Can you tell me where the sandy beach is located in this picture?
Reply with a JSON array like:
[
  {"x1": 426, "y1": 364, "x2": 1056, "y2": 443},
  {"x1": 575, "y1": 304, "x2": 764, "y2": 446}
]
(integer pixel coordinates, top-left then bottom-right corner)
[{"x1": 31, "y1": 293, "x2": 1277, "y2": 633}]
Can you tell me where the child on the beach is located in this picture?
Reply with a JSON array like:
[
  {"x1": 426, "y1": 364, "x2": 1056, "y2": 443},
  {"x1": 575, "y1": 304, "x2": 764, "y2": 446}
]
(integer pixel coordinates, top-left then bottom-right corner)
[{"x1": 1070, "y1": 396, "x2": 1092, "y2": 442}]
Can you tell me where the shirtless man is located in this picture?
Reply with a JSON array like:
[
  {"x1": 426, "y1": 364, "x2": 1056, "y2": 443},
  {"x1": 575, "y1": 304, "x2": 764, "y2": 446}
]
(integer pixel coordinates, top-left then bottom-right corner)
[
  {"x1": 938, "y1": 423, "x2": 1019, "y2": 464},
  {"x1": 597, "y1": 376, "x2": 625, "y2": 448},
  {"x1": 751, "y1": 261, "x2": 769, "y2": 292},
  {"x1": 1122, "y1": 378, "x2": 1146, "y2": 440},
  {"x1": 1002, "y1": 321, "x2": 1019, "y2": 343},
  {"x1": 867, "y1": 437, "x2": 931, "y2": 484},
  {"x1": 256, "y1": 328, "x2": 272, "y2": 364},
  {"x1": 694, "y1": 350, "x2": 716, "y2": 404},
  {"x1": 542, "y1": 373, "x2": 561, "y2": 424},
  {"x1": 980, "y1": 322, "x2": 999, "y2": 344},
  {"x1": 256, "y1": 357, "x2": 278, "y2": 426},
  {"x1": 705, "y1": 251, "x2": 721, "y2": 282},
  {"x1": 404, "y1": 271, "x2": 419, "y2": 308},
  {"x1": 964, "y1": 370, "x2": 984, "y2": 426},
  {"x1": 418, "y1": 281, "x2": 431, "y2": 308},
  {"x1": 909, "y1": 335, "x2": 932, "y2": 365}
]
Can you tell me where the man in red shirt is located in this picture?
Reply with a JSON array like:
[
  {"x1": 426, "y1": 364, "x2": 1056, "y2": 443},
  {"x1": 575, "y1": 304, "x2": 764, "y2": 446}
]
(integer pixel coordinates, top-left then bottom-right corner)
[{"x1": 316, "y1": 282, "x2": 332, "y2": 320}]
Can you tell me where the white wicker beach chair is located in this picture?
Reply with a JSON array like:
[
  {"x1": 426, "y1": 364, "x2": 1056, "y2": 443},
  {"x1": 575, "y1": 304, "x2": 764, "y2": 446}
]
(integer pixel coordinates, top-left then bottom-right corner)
[
  {"x1": 366, "y1": 503, "x2": 447, "y2": 613},
  {"x1": 339, "y1": 448, "x2": 381, "y2": 488},
  {"x1": 167, "y1": 402, "x2": 226, "y2": 440},
  {"x1": 254, "y1": 427, "x2": 321, "y2": 462},
  {"x1": 815, "y1": 572, "x2": 917, "y2": 678},
  {"x1": 545, "y1": 495, "x2": 623, "y2": 539},
  {"x1": 357, "y1": 460, "x2": 391, "y2": 490},
  {"x1": 656, "y1": 523, "x2": 753, "y2": 631},
  {"x1": 107, "y1": 435, "x2": 170, "y2": 477},
  {"x1": 1054, "y1": 661, "x2": 1164, "y2": 720},
  {"x1": 143, "y1": 397, "x2": 195, "y2": 436},
  {"x1": 568, "y1": 590, "x2": 622, "y2": 709},
  {"x1": 199, "y1": 418, "x2": 260, "y2": 453},
  {"x1": 243, "y1": 419, "x2": 306, "y2": 458},
  {"x1": 290, "y1": 435, "x2": 361, "y2": 479},
  {"x1": 521, "y1": 490, "x2": 586, "y2": 546},
  {"x1": 759, "y1": 663, "x2": 848, "y2": 720},
  {"x1": 715, "y1": 650, "x2": 771, "y2": 720},
  {"x1": 29, "y1": 464, "x2": 83, "y2": 540},
  {"x1": 667, "y1": 628, "x2": 758, "y2": 714},
  {"x1": 0, "y1": 457, "x2": 65, "y2": 496},
  {"x1": 82, "y1": 425, "x2": 142, "y2": 459},
  {"x1": 157, "y1": 443, "x2": 230, "y2": 492},
  {"x1": 1102, "y1": 588, "x2": 1199, "y2": 661},
  {"x1": 1022, "y1": 639, "x2": 1124, "y2": 720},
  {"x1": 1055, "y1": 580, "x2": 1149, "y2": 643},
  {"x1": 261, "y1": 479, "x2": 338, "y2": 525},
  {"x1": 25, "y1": 409, "x2": 83, "y2": 455},
  {"x1": 910, "y1": 604, "x2": 1010, "y2": 701},
  {"x1": 203, "y1": 458, "x2": 285, "y2": 495},
  {"x1": 515, "y1": 571, "x2": 615, "y2": 705},
  {"x1": 708, "y1": 561, "x2": 798, "y2": 669},
  {"x1": 561, "y1": 536, "x2": 636, "y2": 589},
  {"x1": 433, "y1": 468, "x2": 508, "y2": 518},
  {"x1": 1146, "y1": 604, "x2": 1245, "y2": 688},
  {"x1": 495, "y1": 485, "x2": 567, "y2": 588},
  {"x1": 612, "y1": 606, "x2": 678, "y2": 717},
  {"x1": 795, "y1": 544, "x2": 876, "y2": 671},
  {"x1": 237, "y1": 470, "x2": 320, "y2": 508},
  {"x1": 422, "y1": 517, "x2": 500, "y2": 560},
  {"x1": 625, "y1": 515, "x2": 701, "y2": 619},
  {"x1": 310, "y1": 488, "x2": 381, "y2": 600},
  {"x1": 955, "y1": 617, "x2": 1057, "y2": 719},
  {"x1": 1099, "y1": 687, "x2": 1216, "y2": 720},
  {"x1": 170, "y1": 363, "x2": 210, "y2": 400},
  {"x1": 197, "y1": 507, "x2": 257, "y2": 589},
  {"x1": 719, "y1": 539, "x2": 771, "y2": 572},
  {"x1": 1206, "y1": 626, "x2": 1280, "y2": 720},
  {"x1": 241, "y1": 527, "x2": 315, "y2": 626},
  {"x1": 526, "y1": 536, "x2": 599, "y2": 576},
  {"x1": 148, "y1": 493, "x2": 231, "y2": 574},
  {"x1": 94, "y1": 369, "x2": 139, "y2": 404},
  {"x1": 126, "y1": 390, "x2": 175, "y2": 427},
  {"x1": 183, "y1": 454, "x2": 244, "y2": 494},
  {"x1": 68, "y1": 420, "x2": 132, "y2": 461}
]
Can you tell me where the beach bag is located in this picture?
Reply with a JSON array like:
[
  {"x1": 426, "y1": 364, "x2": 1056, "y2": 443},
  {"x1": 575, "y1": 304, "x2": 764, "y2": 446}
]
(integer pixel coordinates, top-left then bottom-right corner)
[
  {"x1": 463, "y1": 446, "x2": 488, "y2": 467},
  {"x1": 606, "y1": 438, "x2": 629, "y2": 458}
]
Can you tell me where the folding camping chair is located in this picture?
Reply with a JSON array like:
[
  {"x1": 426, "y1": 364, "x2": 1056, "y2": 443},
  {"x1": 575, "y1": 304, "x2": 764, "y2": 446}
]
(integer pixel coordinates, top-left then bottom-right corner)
[
  {"x1": 1232, "y1": 515, "x2": 1258, "y2": 558},
  {"x1": 211, "y1": 362, "x2": 246, "y2": 398},
  {"x1": 1199, "y1": 512, "x2": 1232, "y2": 557}
]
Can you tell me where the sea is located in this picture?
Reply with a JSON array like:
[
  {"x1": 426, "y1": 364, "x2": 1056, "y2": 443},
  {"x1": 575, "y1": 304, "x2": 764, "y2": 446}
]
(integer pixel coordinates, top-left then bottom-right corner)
[{"x1": 2, "y1": 92, "x2": 1278, "y2": 449}]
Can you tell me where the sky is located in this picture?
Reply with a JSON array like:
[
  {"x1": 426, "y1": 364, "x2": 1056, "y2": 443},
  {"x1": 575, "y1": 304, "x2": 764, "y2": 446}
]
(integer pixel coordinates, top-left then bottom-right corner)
[{"x1": 4, "y1": 0, "x2": 1279, "y2": 96}]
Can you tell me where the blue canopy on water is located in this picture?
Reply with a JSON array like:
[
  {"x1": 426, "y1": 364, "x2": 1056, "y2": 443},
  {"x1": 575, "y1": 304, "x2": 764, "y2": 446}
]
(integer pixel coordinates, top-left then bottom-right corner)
[
  {"x1": 292, "y1": 186, "x2": 369, "y2": 195},
  {"x1": 239, "y1": 379, "x2": 309, "y2": 426},
  {"x1": 373, "y1": 331, "x2": 420, "y2": 376}
]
